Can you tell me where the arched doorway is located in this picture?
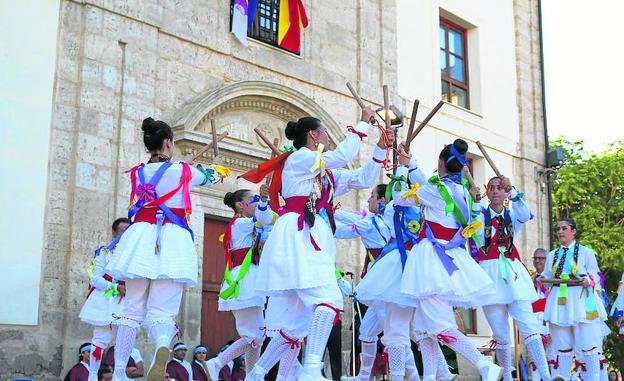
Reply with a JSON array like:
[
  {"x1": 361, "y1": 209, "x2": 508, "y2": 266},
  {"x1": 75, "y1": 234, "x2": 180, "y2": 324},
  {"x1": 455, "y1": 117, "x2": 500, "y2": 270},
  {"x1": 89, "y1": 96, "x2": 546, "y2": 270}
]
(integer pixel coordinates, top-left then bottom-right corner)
[{"x1": 170, "y1": 81, "x2": 342, "y2": 356}]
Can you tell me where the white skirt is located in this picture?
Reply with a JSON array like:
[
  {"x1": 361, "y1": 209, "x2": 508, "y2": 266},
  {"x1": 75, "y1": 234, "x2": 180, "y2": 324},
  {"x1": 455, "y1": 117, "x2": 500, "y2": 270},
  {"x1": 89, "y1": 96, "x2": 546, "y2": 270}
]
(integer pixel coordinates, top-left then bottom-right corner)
[
  {"x1": 105, "y1": 222, "x2": 198, "y2": 287},
  {"x1": 218, "y1": 264, "x2": 265, "y2": 311},
  {"x1": 356, "y1": 248, "x2": 416, "y2": 309},
  {"x1": 544, "y1": 286, "x2": 604, "y2": 326},
  {"x1": 400, "y1": 238, "x2": 494, "y2": 308},
  {"x1": 79, "y1": 289, "x2": 124, "y2": 326},
  {"x1": 478, "y1": 259, "x2": 538, "y2": 305},
  {"x1": 256, "y1": 212, "x2": 337, "y2": 293}
]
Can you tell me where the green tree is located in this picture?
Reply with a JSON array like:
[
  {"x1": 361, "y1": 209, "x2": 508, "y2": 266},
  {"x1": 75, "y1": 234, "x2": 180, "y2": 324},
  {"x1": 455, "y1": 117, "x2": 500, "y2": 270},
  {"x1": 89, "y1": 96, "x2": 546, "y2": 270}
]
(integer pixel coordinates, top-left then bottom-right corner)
[{"x1": 550, "y1": 138, "x2": 624, "y2": 370}]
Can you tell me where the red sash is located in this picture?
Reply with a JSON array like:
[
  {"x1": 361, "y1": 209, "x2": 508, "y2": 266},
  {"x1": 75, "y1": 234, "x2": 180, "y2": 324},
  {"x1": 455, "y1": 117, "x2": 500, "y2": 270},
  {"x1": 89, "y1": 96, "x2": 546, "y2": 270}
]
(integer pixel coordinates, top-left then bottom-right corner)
[
  {"x1": 134, "y1": 207, "x2": 186, "y2": 225},
  {"x1": 417, "y1": 220, "x2": 458, "y2": 241}
]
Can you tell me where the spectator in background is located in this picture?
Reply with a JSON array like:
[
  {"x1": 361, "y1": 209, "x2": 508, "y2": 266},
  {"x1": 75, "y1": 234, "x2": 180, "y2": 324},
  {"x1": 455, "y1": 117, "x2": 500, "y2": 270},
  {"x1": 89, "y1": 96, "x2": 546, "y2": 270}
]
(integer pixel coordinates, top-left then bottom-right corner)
[
  {"x1": 231, "y1": 356, "x2": 246, "y2": 381},
  {"x1": 192, "y1": 345, "x2": 210, "y2": 381},
  {"x1": 97, "y1": 365, "x2": 113, "y2": 381},
  {"x1": 166, "y1": 342, "x2": 193, "y2": 381},
  {"x1": 64, "y1": 342, "x2": 92, "y2": 381},
  {"x1": 102, "y1": 345, "x2": 144, "y2": 379}
]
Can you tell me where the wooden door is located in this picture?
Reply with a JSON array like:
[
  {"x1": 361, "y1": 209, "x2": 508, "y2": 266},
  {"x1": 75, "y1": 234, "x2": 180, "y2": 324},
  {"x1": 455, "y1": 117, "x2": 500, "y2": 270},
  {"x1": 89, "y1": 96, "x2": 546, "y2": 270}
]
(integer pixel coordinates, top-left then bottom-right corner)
[{"x1": 201, "y1": 216, "x2": 238, "y2": 357}]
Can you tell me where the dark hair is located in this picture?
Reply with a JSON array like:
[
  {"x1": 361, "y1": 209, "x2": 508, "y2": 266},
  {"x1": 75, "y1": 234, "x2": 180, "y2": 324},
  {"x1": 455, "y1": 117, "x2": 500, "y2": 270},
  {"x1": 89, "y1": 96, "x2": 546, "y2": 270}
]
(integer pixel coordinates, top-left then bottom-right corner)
[
  {"x1": 223, "y1": 189, "x2": 251, "y2": 212},
  {"x1": 285, "y1": 117, "x2": 322, "y2": 149},
  {"x1": 558, "y1": 217, "x2": 577, "y2": 230},
  {"x1": 486, "y1": 176, "x2": 502, "y2": 187},
  {"x1": 439, "y1": 139, "x2": 469, "y2": 173},
  {"x1": 142, "y1": 117, "x2": 173, "y2": 151},
  {"x1": 374, "y1": 184, "x2": 387, "y2": 200},
  {"x1": 98, "y1": 365, "x2": 113, "y2": 381},
  {"x1": 112, "y1": 217, "x2": 130, "y2": 233}
]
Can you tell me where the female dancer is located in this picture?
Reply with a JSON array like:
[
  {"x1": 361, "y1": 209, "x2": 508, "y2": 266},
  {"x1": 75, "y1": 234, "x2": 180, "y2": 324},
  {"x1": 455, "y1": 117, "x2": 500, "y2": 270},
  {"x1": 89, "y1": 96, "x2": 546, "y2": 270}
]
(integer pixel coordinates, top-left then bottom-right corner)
[
  {"x1": 79, "y1": 217, "x2": 129, "y2": 381},
  {"x1": 474, "y1": 176, "x2": 552, "y2": 381},
  {"x1": 106, "y1": 117, "x2": 227, "y2": 381},
  {"x1": 240, "y1": 107, "x2": 392, "y2": 381},
  {"x1": 395, "y1": 139, "x2": 502, "y2": 381},
  {"x1": 539, "y1": 218, "x2": 604, "y2": 381},
  {"x1": 205, "y1": 184, "x2": 274, "y2": 379}
]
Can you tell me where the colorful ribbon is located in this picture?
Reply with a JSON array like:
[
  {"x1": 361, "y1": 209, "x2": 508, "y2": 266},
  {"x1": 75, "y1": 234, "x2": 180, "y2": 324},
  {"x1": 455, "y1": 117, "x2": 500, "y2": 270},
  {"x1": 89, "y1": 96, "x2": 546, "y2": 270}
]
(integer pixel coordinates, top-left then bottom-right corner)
[
  {"x1": 309, "y1": 143, "x2": 326, "y2": 175},
  {"x1": 497, "y1": 246, "x2": 518, "y2": 283},
  {"x1": 401, "y1": 183, "x2": 420, "y2": 203},
  {"x1": 558, "y1": 273, "x2": 570, "y2": 305},
  {"x1": 103, "y1": 283, "x2": 120, "y2": 298},
  {"x1": 219, "y1": 246, "x2": 254, "y2": 300},
  {"x1": 385, "y1": 173, "x2": 407, "y2": 202}
]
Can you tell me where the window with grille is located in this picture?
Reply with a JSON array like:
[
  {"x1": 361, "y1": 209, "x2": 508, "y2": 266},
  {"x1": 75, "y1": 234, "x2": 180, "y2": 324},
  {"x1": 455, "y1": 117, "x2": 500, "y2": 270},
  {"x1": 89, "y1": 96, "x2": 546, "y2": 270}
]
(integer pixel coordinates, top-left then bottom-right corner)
[
  {"x1": 440, "y1": 18, "x2": 469, "y2": 109},
  {"x1": 230, "y1": 0, "x2": 285, "y2": 49}
]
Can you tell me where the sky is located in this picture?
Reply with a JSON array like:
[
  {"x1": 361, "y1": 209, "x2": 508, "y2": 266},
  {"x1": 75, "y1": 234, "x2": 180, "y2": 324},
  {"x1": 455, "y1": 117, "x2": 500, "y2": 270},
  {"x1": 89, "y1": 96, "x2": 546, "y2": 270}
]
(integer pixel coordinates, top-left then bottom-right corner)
[{"x1": 541, "y1": 1, "x2": 624, "y2": 152}]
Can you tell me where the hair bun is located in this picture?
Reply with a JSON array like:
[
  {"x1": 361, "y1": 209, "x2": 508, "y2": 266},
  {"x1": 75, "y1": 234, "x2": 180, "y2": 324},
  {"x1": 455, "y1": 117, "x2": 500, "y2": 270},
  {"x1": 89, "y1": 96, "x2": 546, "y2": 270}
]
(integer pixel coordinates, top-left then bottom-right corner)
[
  {"x1": 142, "y1": 117, "x2": 157, "y2": 133},
  {"x1": 223, "y1": 192, "x2": 234, "y2": 208},
  {"x1": 452, "y1": 138, "x2": 469, "y2": 155},
  {"x1": 285, "y1": 121, "x2": 299, "y2": 141}
]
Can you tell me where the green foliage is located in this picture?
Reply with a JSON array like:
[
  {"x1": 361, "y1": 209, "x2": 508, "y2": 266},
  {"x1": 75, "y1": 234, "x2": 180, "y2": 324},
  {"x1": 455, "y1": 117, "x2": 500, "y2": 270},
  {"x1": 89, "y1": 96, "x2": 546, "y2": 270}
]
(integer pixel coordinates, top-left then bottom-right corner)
[{"x1": 549, "y1": 137, "x2": 624, "y2": 370}]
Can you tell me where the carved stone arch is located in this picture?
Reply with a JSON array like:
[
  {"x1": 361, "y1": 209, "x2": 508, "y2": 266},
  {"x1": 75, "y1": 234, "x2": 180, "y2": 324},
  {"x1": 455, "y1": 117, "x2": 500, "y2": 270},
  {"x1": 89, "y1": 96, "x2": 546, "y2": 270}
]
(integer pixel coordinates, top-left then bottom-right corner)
[{"x1": 171, "y1": 81, "x2": 344, "y2": 171}]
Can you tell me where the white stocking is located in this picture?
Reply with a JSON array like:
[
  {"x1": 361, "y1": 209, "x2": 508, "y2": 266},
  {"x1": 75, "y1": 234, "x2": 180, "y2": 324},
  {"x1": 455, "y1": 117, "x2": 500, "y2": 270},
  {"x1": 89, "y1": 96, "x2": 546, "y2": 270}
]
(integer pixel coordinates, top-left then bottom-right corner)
[
  {"x1": 405, "y1": 347, "x2": 421, "y2": 381},
  {"x1": 387, "y1": 346, "x2": 406, "y2": 381},
  {"x1": 112, "y1": 325, "x2": 136, "y2": 381}
]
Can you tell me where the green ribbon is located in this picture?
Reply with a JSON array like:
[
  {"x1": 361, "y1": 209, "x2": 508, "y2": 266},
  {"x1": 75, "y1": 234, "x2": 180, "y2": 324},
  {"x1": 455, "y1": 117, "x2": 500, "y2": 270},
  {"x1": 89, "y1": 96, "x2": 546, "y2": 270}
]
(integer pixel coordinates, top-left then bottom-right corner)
[
  {"x1": 498, "y1": 247, "x2": 517, "y2": 283},
  {"x1": 335, "y1": 266, "x2": 342, "y2": 281},
  {"x1": 219, "y1": 247, "x2": 254, "y2": 300},
  {"x1": 428, "y1": 176, "x2": 483, "y2": 247},
  {"x1": 103, "y1": 283, "x2": 120, "y2": 298},
  {"x1": 281, "y1": 144, "x2": 294, "y2": 153},
  {"x1": 385, "y1": 173, "x2": 407, "y2": 202},
  {"x1": 557, "y1": 273, "x2": 570, "y2": 305}
]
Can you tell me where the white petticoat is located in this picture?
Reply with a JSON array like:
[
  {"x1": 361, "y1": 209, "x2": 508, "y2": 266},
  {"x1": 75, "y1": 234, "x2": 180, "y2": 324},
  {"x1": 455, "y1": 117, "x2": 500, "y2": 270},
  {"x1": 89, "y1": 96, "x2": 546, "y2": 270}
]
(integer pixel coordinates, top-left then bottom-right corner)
[
  {"x1": 79, "y1": 289, "x2": 124, "y2": 326},
  {"x1": 218, "y1": 264, "x2": 265, "y2": 311},
  {"x1": 543, "y1": 286, "x2": 606, "y2": 326},
  {"x1": 256, "y1": 212, "x2": 337, "y2": 293},
  {"x1": 356, "y1": 249, "x2": 417, "y2": 309},
  {"x1": 400, "y1": 238, "x2": 495, "y2": 308},
  {"x1": 478, "y1": 259, "x2": 538, "y2": 305},
  {"x1": 105, "y1": 222, "x2": 198, "y2": 287}
]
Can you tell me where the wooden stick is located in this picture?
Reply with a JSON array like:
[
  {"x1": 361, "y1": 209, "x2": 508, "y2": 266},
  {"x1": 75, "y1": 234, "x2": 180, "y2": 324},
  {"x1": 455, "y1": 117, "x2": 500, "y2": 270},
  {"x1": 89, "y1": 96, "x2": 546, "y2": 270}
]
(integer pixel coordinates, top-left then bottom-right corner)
[
  {"x1": 192, "y1": 131, "x2": 229, "y2": 161},
  {"x1": 383, "y1": 85, "x2": 391, "y2": 130},
  {"x1": 407, "y1": 100, "x2": 444, "y2": 144},
  {"x1": 475, "y1": 141, "x2": 503, "y2": 178},
  {"x1": 265, "y1": 138, "x2": 281, "y2": 186},
  {"x1": 210, "y1": 120, "x2": 219, "y2": 158},
  {"x1": 406, "y1": 99, "x2": 419, "y2": 144},
  {"x1": 254, "y1": 128, "x2": 281, "y2": 156},
  {"x1": 346, "y1": 81, "x2": 366, "y2": 109}
]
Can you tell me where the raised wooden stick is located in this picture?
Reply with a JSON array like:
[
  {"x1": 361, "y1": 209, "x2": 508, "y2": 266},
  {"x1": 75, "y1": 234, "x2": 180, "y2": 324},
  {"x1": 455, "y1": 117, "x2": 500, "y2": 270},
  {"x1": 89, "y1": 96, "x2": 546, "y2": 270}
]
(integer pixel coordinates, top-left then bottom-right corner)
[
  {"x1": 211, "y1": 120, "x2": 219, "y2": 158},
  {"x1": 254, "y1": 128, "x2": 281, "y2": 156},
  {"x1": 475, "y1": 141, "x2": 503, "y2": 178},
  {"x1": 539, "y1": 278, "x2": 584, "y2": 285},
  {"x1": 265, "y1": 137, "x2": 281, "y2": 186},
  {"x1": 346, "y1": 81, "x2": 366, "y2": 109},
  {"x1": 406, "y1": 99, "x2": 419, "y2": 144},
  {"x1": 382, "y1": 85, "x2": 391, "y2": 130},
  {"x1": 462, "y1": 165, "x2": 482, "y2": 201},
  {"x1": 192, "y1": 130, "x2": 229, "y2": 161},
  {"x1": 407, "y1": 100, "x2": 444, "y2": 144}
]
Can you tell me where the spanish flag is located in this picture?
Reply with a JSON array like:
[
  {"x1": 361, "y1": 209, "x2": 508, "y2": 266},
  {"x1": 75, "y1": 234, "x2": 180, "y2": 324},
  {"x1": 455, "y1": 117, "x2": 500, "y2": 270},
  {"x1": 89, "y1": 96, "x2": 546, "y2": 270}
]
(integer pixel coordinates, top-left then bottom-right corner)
[{"x1": 277, "y1": 0, "x2": 308, "y2": 54}]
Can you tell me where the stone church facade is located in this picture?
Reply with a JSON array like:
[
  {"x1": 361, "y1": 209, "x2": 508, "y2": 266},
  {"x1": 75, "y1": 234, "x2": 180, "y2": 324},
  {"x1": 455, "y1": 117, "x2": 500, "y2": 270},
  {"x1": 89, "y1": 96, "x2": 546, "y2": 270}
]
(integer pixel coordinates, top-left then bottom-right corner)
[{"x1": 0, "y1": 0, "x2": 548, "y2": 379}]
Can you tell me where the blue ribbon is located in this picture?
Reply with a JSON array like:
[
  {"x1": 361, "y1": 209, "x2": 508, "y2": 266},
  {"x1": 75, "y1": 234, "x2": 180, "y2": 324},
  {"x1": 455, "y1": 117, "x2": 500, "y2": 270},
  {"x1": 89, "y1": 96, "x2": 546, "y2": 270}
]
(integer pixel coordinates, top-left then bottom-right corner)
[
  {"x1": 371, "y1": 215, "x2": 389, "y2": 245},
  {"x1": 423, "y1": 223, "x2": 461, "y2": 276},
  {"x1": 446, "y1": 145, "x2": 467, "y2": 166}
]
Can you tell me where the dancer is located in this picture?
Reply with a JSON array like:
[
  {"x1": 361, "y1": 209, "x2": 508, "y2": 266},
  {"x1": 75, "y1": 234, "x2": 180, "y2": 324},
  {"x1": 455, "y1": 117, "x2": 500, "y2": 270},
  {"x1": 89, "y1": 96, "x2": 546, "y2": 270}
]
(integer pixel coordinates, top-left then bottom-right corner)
[
  {"x1": 538, "y1": 218, "x2": 604, "y2": 381},
  {"x1": 79, "y1": 218, "x2": 129, "y2": 381},
  {"x1": 105, "y1": 117, "x2": 227, "y2": 381},
  {"x1": 205, "y1": 184, "x2": 274, "y2": 379},
  {"x1": 240, "y1": 108, "x2": 393, "y2": 381},
  {"x1": 396, "y1": 139, "x2": 502, "y2": 381},
  {"x1": 474, "y1": 176, "x2": 552, "y2": 381}
]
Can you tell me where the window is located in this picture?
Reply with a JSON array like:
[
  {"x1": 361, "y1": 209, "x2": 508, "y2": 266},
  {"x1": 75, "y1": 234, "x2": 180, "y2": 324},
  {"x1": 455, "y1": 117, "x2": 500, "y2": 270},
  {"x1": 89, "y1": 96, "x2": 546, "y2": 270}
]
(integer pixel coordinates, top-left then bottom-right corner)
[
  {"x1": 248, "y1": 0, "x2": 280, "y2": 45},
  {"x1": 440, "y1": 19, "x2": 469, "y2": 109}
]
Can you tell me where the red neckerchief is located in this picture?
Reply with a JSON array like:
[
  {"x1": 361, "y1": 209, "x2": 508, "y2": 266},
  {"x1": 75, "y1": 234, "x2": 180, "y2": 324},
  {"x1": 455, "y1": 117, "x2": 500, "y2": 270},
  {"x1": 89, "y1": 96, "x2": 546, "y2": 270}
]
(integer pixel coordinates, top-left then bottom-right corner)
[{"x1": 238, "y1": 152, "x2": 294, "y2": 212}]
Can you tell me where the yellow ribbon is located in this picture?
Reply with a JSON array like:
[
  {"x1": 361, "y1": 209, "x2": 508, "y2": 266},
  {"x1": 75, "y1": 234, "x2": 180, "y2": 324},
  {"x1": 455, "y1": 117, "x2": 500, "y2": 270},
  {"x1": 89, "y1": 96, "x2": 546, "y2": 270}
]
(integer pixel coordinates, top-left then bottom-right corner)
[
  {"x1": 401, "y1": 183, "x2": 421, "y2": 203},
  {"x1": 461, "y1": 220, "x2": 483, "y2": 239},
  {"x1": 309, "y1": 143, "x2": 326, "y2": 175},
  {"x1": 218, "y1": 233, "x2": 225, "y2": 243},
  {"x1": 214, "y1": 164, "x2": 231, "y2": 178}
]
